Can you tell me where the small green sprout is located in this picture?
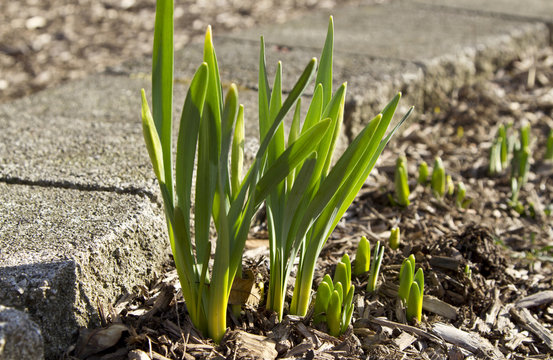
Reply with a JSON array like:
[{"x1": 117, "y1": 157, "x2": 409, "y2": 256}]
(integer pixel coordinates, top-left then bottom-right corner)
[
  {"x1": 464, "y1": 264, "x2": 472, "y2": 279},
  {"x1": 389, "y1": 227, "x2": 400, "y2": 250},
  {"x1": 518, "y1": 147, "x2": 531, "y2": 185},
  {"x1": 431, "y1": 157, "x2": 446, "y2": 198},
  {"x1": 313, "y1": 275, "x2": 333, "y2": 325},
  {"x1": 418, "y1": 161, "x2": 429, "y2": 185},
  {"x1": 366, "y1": 241, "x2": 385, "y2": 292},
  {"x1": 509, "y1": 122, "x2": 531, "y2": 185},
  {"x1": 398, "y1": 254, "x2": 415, "y2": 304},
  {"x1": 395, "y1": 156, "x2": 410, "y2": 206},
  {"x1": 520, "y1": 121, "x2": 531, "y2": 149},
  {"x1": 456, "y1": 181, "x2": 466, "y2": 208},
  {"x1": 489, "y1": 139, "x2": 503, "y2": 175},
  {"x1": 545, "y1": 204, "x2": 552, "y2": 217},
  {"x1": 446, "y1": 175, "x2": 454, "y2": 196},
  {"x1": 457, "y1": 126, "x2": 464, "y2": 139},
  {"x1": 313, "y1": 255, "x2": 355, "y2": 336},
  {"x1": 353, "y1": 236, "x2": 370, "y2": 276},
  {"x1": 498, "y1": 124, "x2": 508, "y2": 168},
  {"x1": 334, "y1": 254, "x2": 351, "y2": 295},
  {"x1": 508, "y1": 177, "x2": 525, "y2": 215},
  {"x1": 546, "y1": 129, "x2": 553, "y2": 161},
  {"x1": 406, "y1": 268, "x2": 424, "y2": 323}
]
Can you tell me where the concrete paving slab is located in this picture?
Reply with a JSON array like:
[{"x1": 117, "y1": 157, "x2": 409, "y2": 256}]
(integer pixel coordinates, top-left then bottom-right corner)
[
  {"x1": 0, "y1": 182, "x2": 168, "y2": 358},
  {"x1": 221, "y1": 1, "x2": 549, "y2": 107},
  {"x1": 414, "y1": 0, "x2": 553, "y2": 23},
  {"x1": 0, "y1": 76, "x2": 263, "y2": 195}
]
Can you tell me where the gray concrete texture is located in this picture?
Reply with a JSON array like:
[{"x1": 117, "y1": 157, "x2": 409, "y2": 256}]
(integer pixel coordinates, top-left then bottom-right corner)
[
  {"x1": 0, "y1": 182, "x2": 169, "y2": 358},
  {"x1": 0, "y1": 0, "x2": 551, "y2": 358}
]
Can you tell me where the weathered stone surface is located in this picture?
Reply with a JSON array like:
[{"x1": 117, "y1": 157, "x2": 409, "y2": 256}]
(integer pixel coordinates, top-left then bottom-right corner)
[
  {"x1": 0, "y1": 305, "x2": 44, "y2": 360},
  {"x1": 221, "y1": 1, "x2": 549, "y2": 108},
  {"x1": 415, "y1": 0, "x2": 553, "y2": 22},
  {"x1": 0, "y1": 76, "x2": 266, "y2": 194},
  {"x1": 0, "y1": 183, "x2": 168, "y2": 358}
]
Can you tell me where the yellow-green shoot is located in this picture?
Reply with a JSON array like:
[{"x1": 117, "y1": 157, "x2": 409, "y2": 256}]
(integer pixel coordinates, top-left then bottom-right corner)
[
  {"x1": 406, "y1": 268, "x2": 424, "y2": 323},
  {"x1": 446, "y1": 175, "x2": 454, "y2": 196},
  {"x1": 395, "y1": 156, "x2": 410, "y2": 206},
  {"x1": 489, "y1": 139, "x2": 503, "y2": 175},
  {"x1": 398, "y1": 254, "x2": 415, "y2": 304},
  {"x1": 141, "y1": 0, "x2": 324, "y2": 343},
  {"x1": 353, "y1": 236, "x2": 370, "y2": 276},
  {"x1": 456, "y1": 182, "x2": 466, "y2": 208},
  {"x1": 418, "y1": 161, "x2": 429, "y2": 185},
  {"x1": 498, "y1": 124, "x2": 509, "y2": 168},
  {"x1": 389, "y1": 227, "x2": 400, "y2": 250},
  {"x1": 431, "y1": 157, "x2": 446, "y2": 198},
  {"x1": 511, "y1": 135, "x2": 531, "y2": 186},
  {"x1": 262, "y1": 17, "x2": 413, "y2": 319}
]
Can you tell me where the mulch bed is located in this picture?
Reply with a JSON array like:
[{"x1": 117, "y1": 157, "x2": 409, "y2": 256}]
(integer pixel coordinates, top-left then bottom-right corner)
[
  {"x1": 64, "y1": 47, "x2": 553, "y2": 359},
  {"x1": 0, "y1": 0, "x2": 368, "y2": 104}
]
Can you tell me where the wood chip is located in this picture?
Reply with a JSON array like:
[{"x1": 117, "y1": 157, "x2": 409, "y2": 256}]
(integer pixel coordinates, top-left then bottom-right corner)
[
  {"x1": 422, "y1": 295, "x2": 458, "y2": 320},
  {"x1": 510, "y1": 307, "x2": 553, "y2": 351},
  {"x1": 484, "y1": 288, "x2": 502, "y2": 329},
  {"x1": 432, "y1": 322, "x2": 505, "y2": 359},
  {"x1": 516, "y1": 291, "x2": 553, "y2": 309},
  {"x1": 393, "y1": 331, "x2": 417, "y2": 351},
  {"x1": 428, "y1": 256, "x2": 460, "y2": 271},
  {"x1": 284, "y1": 340, "x2": 313, "y2": 358},
  {"x1": 359, "y1": 317, "x2": 443, "y2": 344},
  {"x1": 295, "y1": 322, "x2": 320, "y2": 348},
  {"x1": 225, "y1": 330, "x2": 278, "y2": 360}
]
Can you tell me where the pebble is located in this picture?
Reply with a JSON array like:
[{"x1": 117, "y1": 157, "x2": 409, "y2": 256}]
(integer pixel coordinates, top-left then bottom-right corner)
[{"x1": 25, "y1": 16, "x2": 46, "y2": 30}]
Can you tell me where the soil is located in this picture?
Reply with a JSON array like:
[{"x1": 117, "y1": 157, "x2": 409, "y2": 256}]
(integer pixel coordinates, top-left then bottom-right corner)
[{"x1": 63, "y1": 46, "x2": 553, "y2": 359}]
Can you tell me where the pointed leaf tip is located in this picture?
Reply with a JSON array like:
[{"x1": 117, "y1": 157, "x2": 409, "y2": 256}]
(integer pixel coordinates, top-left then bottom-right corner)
[{"x1": 205, "y1": 25, "x2": 213, "y2": 43}]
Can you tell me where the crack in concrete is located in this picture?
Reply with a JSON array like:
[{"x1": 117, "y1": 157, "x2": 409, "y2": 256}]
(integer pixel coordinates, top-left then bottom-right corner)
[{"x1": 0, "y1": 175, "x2": 159, "y2": 204}]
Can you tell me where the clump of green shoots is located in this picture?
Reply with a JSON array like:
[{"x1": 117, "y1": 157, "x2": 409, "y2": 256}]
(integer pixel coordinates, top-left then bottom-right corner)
[
  {"x1": 313, "y1": 254, "x2": 355, "y2": 337},
  {"x1": 389, "y1": 227, "x2": 400, "y2": 250},
  {"x1": 431, "y1": 156, "x2": 446, "y2": 198},
  {"x1": 265, "y1": 17, "x2": 413, "y2": 320},
  {"x1": 418, "y1": 161, "x2": 429, "y2": 185},
  {"x1": 141, "y1": 0, "x2": 326, "y2": 342},
  {"x1": 395, "y1": 156, "x2": 410, "y2": 206},
  {"x1": 398, "y1": 255, "x2": 424, "y2": 323}
]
